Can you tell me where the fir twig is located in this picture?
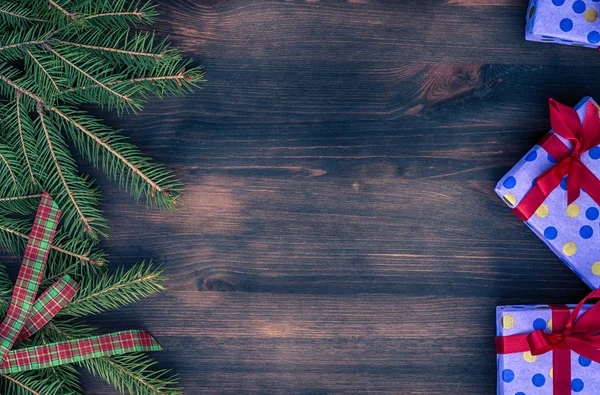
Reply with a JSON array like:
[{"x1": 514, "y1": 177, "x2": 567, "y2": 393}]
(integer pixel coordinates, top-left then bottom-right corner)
[
  {"x1": 55, "y1": 40, "x2": 164, "y2": 58},
  {"x1": 0, "y1": 194, "x2": 42, "y2": 202},
  {"x1": 48, "y1": 0, "x2": 73, "y2": 19},
  {"x1": 15, "y1": 93, "x2": 36, "y2": 183},
  {"x1": 0, "y1": 6, "x2": 48, "y2": 24},
  {"x1": 37, "y1": 106, "x2": 94, "y2": 236},
  {"x1": 0, "y1": 152, "x2": 16, "y2": 187},
  {"x1": 45, "y1": 45, "x2": 137, "y2": 107},
  {"x1": 0, "y1": 222, "x2": 102, "y2": 265},
  {"x1": 1, "y1": 374, "x2": 43, "y2": 395},
  {"x1": 0, "y1": 40, "x2": 45, "y2": 53},
  {"x1": 59, "y1": 262, "x2": 165, "y2": 316},
  {"x1": 25, "y1": 49, "x2": 60, "y2": 94}
]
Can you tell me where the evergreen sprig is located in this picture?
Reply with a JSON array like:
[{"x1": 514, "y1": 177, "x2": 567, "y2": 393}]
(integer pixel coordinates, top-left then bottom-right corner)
[
  {"x1": 59, "y1": 261, "x2": 165, "y2": 317},
  {"x1": 0, "y1": 0, "x2": 203, "y2": 240}
]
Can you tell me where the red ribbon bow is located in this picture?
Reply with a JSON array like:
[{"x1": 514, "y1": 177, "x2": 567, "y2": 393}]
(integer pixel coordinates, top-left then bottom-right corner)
[
  {"x1": 496, "y1": 289, "x2": 600, "y2": 395},
  {"x1": 514, "y1": 99, "x2": 600, "y2": 221}
]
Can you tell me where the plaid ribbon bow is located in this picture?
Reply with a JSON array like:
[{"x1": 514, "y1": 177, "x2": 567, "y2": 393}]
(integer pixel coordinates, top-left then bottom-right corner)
[{"x1": 0, "y1": 192, "x2": 160, "y2": 374}]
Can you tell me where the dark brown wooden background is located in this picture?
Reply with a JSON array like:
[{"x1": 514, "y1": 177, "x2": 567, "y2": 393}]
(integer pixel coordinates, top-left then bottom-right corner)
[{"x1": 76, "y1": 0, "x2": 600, "y2": 393}]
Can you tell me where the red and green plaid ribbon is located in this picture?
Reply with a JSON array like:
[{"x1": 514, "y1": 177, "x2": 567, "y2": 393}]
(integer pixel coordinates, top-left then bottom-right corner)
[
  {"x1": 16, "y1": 274, "x2": 78, "y2": 342},
  {"x1": 0, "y1": 192, "x2": 161, "y2": 373}
]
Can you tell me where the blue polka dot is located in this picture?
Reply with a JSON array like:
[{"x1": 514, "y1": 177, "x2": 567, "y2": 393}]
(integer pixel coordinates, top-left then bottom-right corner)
[
  {"x1": 589, "y1": 31, "x2": 600, "y2": 44},
  {"x1": 573, "y1": 1, "x2": 586, "y2": 13},
  {"x1": 553, "y1": 0, "x2": 565, "y2": 5},
  {"x1": 533, "y1": 318, "x2": 546, "y2": 330},
  {"x1": 526, "y1": 151, "x2": 538, "y2": 162},
  {"x1": 561, "y1": 177, "x2": 568, "y2": 190},
  {"x1": 502, "y1": 369, "x2": 515, "y2": 383},
  {"x1": 580, "y1": 225, "x2": 594, "y2": 239},
  {"x1": 572, "y1": 378, "x2": 584, "y2": 392},
  {"x1": 532, "y1": 373, "x2": 545, "y2": 387},
  {"x1": 579, "y1": 356, "x2": 592, "y2": 367},
  {"x1": 544, "y1": 226, "x2": 558, "y2": 240},
  {"x1": 516, "y1": 393, "x2": 526, "y2": 395},
  {"x1": 560, "y1": 18, "x2": 574, "y2": 32},
  {"x1": 548, "y1": 153, "x2": 557, "y2": 164},
  {"x1": 587, "y1": 207, "x2": 599, "y2": 221},
  {"x1": 589, "y1": 146, "x2": 600, "y2": 159},
  {"x1": 503, "y1": 176, "x2": 517, "y2": 189}
]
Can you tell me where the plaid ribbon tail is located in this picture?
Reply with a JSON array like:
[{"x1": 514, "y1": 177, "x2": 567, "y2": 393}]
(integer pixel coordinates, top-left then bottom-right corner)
[
  {"x1": 0, "y1": 192, "x2": 60, "y2": 365},
  {"x1": 17, "y1": 275, "x2": 79, "y2": 342},
  {"x1": 0, "y1": 330, "x2": 161, "y2": 374}
]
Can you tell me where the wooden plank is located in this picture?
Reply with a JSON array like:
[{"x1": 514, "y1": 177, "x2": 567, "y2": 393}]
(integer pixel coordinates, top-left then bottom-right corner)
[
  {"x1": 152, "y1": 0, "x2": 600, "y2": 65},
  {"x1": 92, "y1": 177, "x2": 586, "y2": 300},
  {"x1": 85, "y1": 294, "x2": 499, "y2": 394}
]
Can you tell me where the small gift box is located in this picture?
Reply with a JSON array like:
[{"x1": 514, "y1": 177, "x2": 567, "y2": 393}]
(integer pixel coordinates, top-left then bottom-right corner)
[
  {"x1": 496, "y1": 290, "x2": 600, "y2": 394},
  {"x1": 495, "y1": 97, "x2": 600, "y2": 289},
  {"x1": 526, "y1": 0, "x2": 600, "y2": 48}
]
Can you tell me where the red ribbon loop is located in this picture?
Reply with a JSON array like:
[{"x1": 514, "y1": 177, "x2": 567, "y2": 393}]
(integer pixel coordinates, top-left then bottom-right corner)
[
  {"x1": 497, "y1": 288, "x2": 600, "y2": 395},
  {"x1": 513, "y1": 99, "x2": 600, "y2": 220},
  {"x1": 527, "y1": 330, "x2": 565, "y2": 355}
]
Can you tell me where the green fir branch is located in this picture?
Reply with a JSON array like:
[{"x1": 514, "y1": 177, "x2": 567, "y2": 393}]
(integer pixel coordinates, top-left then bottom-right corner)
[
  {"x1": 0, "y1": 217, "x2": 105, "y2": 266},
  {"x1": 81, "y1": 353, "x2": 181, "y2": 395},
  {"x1": 0, "y1": 371, "x2": 60, "y2": 395},
  {"x1": 0, "y1": 3, "x2": 50, "y2": 25},
  {"x1": 35, "y1": 107, "x2": 107, "y2": 239},
  {"x1": 59, "y1": 261, "x2": 165, "y2": 317}
]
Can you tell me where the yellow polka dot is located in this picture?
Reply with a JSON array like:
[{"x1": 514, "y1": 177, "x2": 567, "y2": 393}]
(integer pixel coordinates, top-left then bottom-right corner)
[
  {"x1": 567, "y1": 203, "x2": 580, "y2": 218},
  {"x1": 503, "y1": 194, "x2": 516, "y2": 206},
  {"x1": 523, "y1": 351, "x2": 537, "y2": 363},
  {"x1": 529, "y1": 5, "x2": 535, "y2": 19},
  {"x1": 502, "y1": 314, "x2": 515, "y2": 329},
  {"x1": 535, "y1": 204, "x2": 549, "y2": 218},
  {"x1": 548, "y1": 319, "x2": 553, "y2": 332},
  {"x1": 585, "y1": 8, "x2": 598, "y2": 22},
  {"x1": 563, "y1": 242, "x2": 577, "y2": 256},
  {"x1": 593, "y1": 262, "x2": 600, "y2": 276},
  {"x1": 549, "y1": 368, "x2": 553, "y2": 379}
]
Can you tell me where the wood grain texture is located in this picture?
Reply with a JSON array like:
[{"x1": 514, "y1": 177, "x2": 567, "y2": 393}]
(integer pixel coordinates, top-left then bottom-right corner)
[{"x1": 73, "y1": 0, "x2": 599, "y2": 393}]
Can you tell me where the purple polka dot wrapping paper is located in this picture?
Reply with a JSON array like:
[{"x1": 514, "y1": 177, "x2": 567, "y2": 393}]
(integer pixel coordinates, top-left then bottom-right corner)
[
  {"x1": 495, "y1": 97, "x2": 600, "y2": 289},
  {"x1": 526, "y1": 0, "x2": 600, "y2": 48},
  {"x1": 497, "y1": 304, "x2": 599, "y2": 394}
]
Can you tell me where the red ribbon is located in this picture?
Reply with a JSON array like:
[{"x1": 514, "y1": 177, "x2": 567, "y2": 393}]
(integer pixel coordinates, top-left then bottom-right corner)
[
  {"x1": 514, "y1": 99, "x2": 600, "y2": 221},
  {"x1": 496, "y1": 289, "x2": 600, "y2": 395}
]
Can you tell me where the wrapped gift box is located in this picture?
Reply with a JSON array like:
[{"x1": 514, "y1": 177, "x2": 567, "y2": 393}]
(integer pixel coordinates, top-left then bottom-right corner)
[
  {"x1": 497, "y1": 303, "x2": 600, "y2": 394},
  {"x1": 495, "y1": 97, "x2": 600, "y2": 288},
  {"x1": 526, "y1": 0, "x2": 600, "y2": 48}
]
